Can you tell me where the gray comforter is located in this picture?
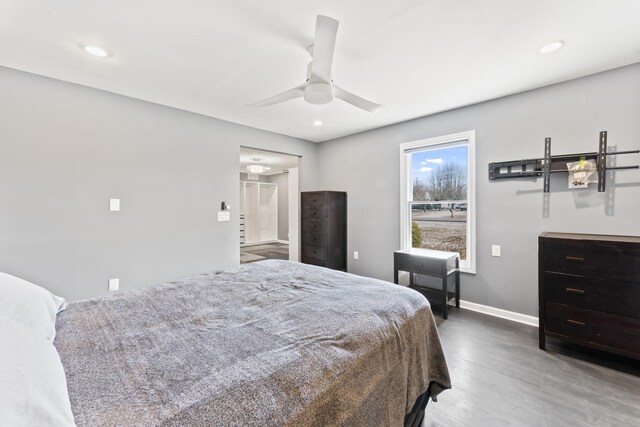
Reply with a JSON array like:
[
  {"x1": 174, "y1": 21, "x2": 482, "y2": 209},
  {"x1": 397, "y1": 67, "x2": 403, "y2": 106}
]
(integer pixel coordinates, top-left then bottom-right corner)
[{"x1": 55, "y1": 260, "x2": 450, "y2": 427}]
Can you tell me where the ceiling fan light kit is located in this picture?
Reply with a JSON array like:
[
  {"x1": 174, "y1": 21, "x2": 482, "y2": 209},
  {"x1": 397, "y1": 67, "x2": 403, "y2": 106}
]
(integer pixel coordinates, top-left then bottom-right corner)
[
  {"x1": 304, "y1": 83, "x2": 334, "y2": 105},
  {"x1": 251, "y1": 15, "x2": 382, "y2": 113}
]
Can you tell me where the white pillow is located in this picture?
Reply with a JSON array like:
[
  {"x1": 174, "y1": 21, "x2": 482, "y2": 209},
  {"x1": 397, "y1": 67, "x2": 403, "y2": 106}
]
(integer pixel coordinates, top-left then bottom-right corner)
[
  {"x1": 0, "y1": 316, "x2": 76, "y2": 427},
  {"x1": 0, "y1": 271, "x2": 67, "y2": 342}
]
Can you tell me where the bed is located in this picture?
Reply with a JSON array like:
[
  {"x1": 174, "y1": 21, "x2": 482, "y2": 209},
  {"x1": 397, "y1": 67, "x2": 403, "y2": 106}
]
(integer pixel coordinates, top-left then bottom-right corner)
[{"x1": 54, "y1": 260, "x2": 450, "y2": 426}]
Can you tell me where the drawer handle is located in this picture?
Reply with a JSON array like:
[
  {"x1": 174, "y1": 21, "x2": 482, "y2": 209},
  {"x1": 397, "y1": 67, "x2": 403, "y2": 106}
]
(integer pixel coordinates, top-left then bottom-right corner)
[
  {"x1": 565, "y1": 256, "x2": 584, "y2": 262},
  {"x1": 566, "y1": 319, "x2": 586, "y2": 327},
  {"x1": 313, "y1": 211, "x2": 317, "y2": 214},
  {"x1": 565, "y1": 288, "x2": 585, "y2": 295}
]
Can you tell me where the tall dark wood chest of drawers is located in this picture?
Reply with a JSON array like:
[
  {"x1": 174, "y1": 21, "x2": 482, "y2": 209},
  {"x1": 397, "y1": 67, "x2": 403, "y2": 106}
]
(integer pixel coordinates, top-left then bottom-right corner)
[
  {"x1": 539, "y1": 232, "x2": 640, "y2": 360},
  {"x1": 301, "y1": 191, "x2": 347, "y2": 271}
]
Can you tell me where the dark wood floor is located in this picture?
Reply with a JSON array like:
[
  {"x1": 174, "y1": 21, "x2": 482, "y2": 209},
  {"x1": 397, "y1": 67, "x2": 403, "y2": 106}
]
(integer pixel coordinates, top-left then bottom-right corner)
[
  {"x1": 240, "y1": 242, "x2": 289, "y2": 264},
  {"x1": 424, "y1": 309, "x2": 640, "y2": 427}
]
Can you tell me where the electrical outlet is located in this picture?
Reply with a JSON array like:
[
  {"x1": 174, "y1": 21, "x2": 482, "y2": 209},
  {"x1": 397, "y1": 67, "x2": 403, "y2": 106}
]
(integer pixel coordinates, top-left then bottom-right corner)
[
  {"x1": 353, "y1": 251, "x2": 359, "y2": 260},
  {"x1": 217, "y1": 211, "x2": 230, "y2": 222},
  {"x1": 108, "y1": 278, "x2": 119, "y2": 292},
  {"x1": 492, "y1": 245, "x2": 501, "y2": 257}
]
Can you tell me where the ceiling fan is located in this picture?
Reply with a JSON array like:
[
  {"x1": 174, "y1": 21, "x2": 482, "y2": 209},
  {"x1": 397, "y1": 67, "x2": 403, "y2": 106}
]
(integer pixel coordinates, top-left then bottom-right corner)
[{"x1": 251, "y1": 15, "x2": 382, "y2": 113}]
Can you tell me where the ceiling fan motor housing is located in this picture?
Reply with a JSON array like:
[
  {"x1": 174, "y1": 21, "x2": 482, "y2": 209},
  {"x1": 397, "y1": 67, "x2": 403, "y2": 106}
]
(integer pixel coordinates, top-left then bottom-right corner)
[{"x1": 304, "y1": 82, "x2": 334, "y2": 104}]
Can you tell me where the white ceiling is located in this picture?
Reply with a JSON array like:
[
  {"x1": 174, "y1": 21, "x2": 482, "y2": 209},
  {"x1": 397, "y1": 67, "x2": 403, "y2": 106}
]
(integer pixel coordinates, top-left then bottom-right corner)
[
  {"x1": 240, "y1": 147, "x2": 298, "y2": 176},
  {"x1": 1, "y1": 1, "x2": 639, "y2": 142}
]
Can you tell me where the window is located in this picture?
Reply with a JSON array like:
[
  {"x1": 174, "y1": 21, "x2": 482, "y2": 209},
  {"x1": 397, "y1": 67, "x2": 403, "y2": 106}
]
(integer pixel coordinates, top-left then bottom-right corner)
[{"x1": 400, "y1": 131, "x2": 476, "y2": 273}]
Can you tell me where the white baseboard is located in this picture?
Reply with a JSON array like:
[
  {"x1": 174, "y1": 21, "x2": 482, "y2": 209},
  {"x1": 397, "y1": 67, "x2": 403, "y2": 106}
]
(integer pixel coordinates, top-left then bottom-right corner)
[
  {"x1": 276, "y1": 240, "x2": 289, "y2": 244},
  {"x1": 459, "y1": 300, "x2": 539, "y2": 327}
]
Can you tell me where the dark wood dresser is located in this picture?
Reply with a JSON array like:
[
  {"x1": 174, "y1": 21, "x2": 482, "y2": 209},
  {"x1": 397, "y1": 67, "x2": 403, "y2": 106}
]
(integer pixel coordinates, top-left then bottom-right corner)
[
  {"x1": 301, "y1": 191, "x2": 347, "y2": 271},
  {"x1": 539, "y1": 232, "x2": 640, "y2": 360}
]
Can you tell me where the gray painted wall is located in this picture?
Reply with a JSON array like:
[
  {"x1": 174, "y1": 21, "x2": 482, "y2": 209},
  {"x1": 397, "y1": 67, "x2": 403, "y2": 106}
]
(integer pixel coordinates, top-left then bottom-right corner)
[
  {"x1": 317, "y1": 63, "x2": 640, "y2": 317},
  {"x1": 0, "y1": 66, "x2": 319, "y2": 301}
]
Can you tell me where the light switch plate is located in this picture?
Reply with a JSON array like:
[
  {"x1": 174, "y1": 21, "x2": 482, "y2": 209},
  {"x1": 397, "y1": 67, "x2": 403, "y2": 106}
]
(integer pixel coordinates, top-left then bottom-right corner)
[
  {"x1": 492, "y1": 245, "x2": 501, "y2": 257},
  {"x1": 217, "y1": 211, "x2": 230, "y2": 222},
  {"x1": 109, "y1": 198, "x2": 120, "y2": 212},
  {"x1": 353, "y1": 251, "x2": 359, "y2": 260},
  {"x1": 108, "y1": 278, "x2": 119, "y2": 292}
]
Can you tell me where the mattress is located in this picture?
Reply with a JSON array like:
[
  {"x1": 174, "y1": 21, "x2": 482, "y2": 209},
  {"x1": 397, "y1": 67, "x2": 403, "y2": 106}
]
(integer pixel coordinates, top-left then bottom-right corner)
[{"x1": 55, "y1": 260, "x2": 450, "y2": 426}]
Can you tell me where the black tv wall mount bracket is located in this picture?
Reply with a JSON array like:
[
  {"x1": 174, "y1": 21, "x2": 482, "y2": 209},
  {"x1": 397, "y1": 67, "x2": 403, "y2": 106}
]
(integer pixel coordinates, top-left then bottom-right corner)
[{"x1": 488, "y1": 131, "x2": 639, "y2": 192}]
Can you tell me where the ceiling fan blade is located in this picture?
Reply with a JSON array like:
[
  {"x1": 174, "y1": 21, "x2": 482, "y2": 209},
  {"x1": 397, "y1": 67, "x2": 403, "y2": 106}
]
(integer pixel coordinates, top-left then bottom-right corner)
[
  {"x1": 309, "y1": 15, "x2": 339, "y2": 84},
  {"x1": 334, "y1": 86, "x2": 383, "y2": 112},
  {"x1": 250, "y1": 84, "x2": 306, "y2": 107}
]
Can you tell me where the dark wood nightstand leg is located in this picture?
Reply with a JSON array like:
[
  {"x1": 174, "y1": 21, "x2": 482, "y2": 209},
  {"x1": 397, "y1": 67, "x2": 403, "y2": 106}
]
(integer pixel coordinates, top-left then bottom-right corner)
[
  {"x1": 442, "y1": 276, "x2": 448, "y2": 320},
  {"x1": 409, "y1": 272, "x2": 414, "y2": 287},
  {"x1": 455, "y1": 260, "x2": 460, "y2": 308},
  {"x1": 394, "y1": 268, "x2": 399, "y2": 284}
]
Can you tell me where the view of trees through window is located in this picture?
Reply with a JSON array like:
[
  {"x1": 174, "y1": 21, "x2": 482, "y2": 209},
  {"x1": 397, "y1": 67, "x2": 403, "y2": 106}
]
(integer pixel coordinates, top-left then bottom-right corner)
[{"x1": 410, "y1": 145, "x2": 468, "y2": 259}]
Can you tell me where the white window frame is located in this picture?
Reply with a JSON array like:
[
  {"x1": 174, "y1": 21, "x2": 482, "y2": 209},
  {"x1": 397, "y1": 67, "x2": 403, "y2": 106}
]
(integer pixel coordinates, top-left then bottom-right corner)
[{"x1": 399, "y1": 130, "x2": 476, "y2": 274}]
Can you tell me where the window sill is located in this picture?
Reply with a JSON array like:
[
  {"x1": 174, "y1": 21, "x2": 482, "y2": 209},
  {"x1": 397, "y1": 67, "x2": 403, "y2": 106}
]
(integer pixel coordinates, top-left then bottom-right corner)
[{"x1": 460, "y1": 266, "x2": 476, "y2": 275}]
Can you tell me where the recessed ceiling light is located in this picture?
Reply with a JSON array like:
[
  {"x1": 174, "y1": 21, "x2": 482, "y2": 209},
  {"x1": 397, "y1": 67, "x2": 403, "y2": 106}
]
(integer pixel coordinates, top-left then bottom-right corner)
[
  {"x1": 313, "y1": 119, "x2": 323, "y2": 126},
  {"x1": 82, "y1": 45, "x2": 109, "y2": 58},
  {"x1": 539, "y1": 41, "x2": 564, "y2": 54},
  {"x1": 247, "y1": 164, "x2": 271, "y2": 174}
]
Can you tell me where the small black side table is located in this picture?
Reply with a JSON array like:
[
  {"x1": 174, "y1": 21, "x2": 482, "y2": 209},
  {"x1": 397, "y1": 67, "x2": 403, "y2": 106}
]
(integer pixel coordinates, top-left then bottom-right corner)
[{"x1": 394, "y1": 248, "x2": 460, "y2": 319}]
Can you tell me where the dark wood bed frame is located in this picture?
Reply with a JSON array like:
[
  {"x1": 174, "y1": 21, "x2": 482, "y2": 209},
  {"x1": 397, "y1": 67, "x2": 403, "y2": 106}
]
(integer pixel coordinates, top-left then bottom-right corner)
[{"x1": 404, "y1": 389, "x2": 431, "y2": 427}]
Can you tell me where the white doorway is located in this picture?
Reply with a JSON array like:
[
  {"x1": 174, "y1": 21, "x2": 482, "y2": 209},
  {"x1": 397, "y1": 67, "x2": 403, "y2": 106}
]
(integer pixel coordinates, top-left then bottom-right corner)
[
  {"x1": 239, "y1": 147, "x2": 300, "y2": 264},
  {"x1": 287, "y1": 166, "x2": 299, "y2": 262}
]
